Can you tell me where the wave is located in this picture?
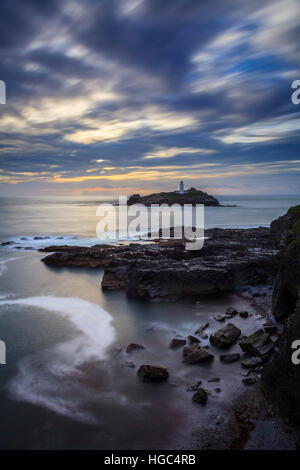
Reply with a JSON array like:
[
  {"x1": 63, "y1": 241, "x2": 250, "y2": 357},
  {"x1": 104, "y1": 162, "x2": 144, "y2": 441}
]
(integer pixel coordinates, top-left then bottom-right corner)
[
  {"x1": 0, "y1": 296, "x2": 116, "y2": 423},
  {"x1": 0, "y1": 257, "x2": 24, "y2": 277},
  {"x1": 1, "y1": 233, "x2": 147, "y2": 251}
]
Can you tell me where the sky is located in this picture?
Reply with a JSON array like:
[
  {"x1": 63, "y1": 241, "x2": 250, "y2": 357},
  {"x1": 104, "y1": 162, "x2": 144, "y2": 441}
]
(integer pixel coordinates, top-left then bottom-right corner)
[{"x1": 0, "y1": 0, "x2": 300, "y2": 197}]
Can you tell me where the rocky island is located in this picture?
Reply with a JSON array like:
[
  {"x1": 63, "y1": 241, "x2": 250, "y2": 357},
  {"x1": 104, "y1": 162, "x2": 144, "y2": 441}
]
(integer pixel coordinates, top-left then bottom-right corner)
[{"x1": 128, "y1": 186, "x2": 220, "y2": 206}]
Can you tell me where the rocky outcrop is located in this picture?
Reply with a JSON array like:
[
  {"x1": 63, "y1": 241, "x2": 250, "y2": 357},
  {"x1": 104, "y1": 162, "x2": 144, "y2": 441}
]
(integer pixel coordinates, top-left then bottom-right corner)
[
  {"x1": 261, "y1": 206, "x2": 300, "y2": 422},
  {"x1": 262, "y1": 300, "x2": 300, "y2": 422},
  {"x1": 271, "y1": 206, "x2": 300, "y2": 320},
  {"x1": 128, "y1": 188, "x2": 219, "y2": 206},
  {"x1": 41, "y1": 227, "x2": 278, "y2": 302},
  {"x1": 107, "y1": 229, "x2": 277, "y2": 301}
]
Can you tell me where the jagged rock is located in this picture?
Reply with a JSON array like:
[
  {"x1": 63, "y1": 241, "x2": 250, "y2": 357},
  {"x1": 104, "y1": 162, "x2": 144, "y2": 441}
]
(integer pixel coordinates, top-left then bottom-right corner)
[
  {"x1": 239, "y1": 311, "x2": 249, "y2": 318},
  {"x1": 169, "y1": 337, "x2": 186, "y2": 349},
  {"x1": 208, "y1": 377, "x2": 220, "y2": 382},
  {"x1": 242, "y1": 377, "x2": 257, "y2": 385},
  {"x1": 214, "y1": 388, "x2": 221, "y2": 393},
  {"x1": 210, "y1": 323, "x2": 241, "y2": 349},
  {"x1": 241, "y1": 357, "x2": 263, "y2": 368},
  {"x1": 183, "y1": 344, "x2": 214, "y2": 364},
  {"x1": 126, "y1": 343, "x2": 145, "y2": 353},
  {"x1": 192, "y1": 388, "x2": 208, "y2": 404},
  {"x1": 137, "y1": 365, "x2": 169, "y2": 381},
  {"x1": 220, "y1": 353, "x2": 240, "y2": 363},
  {"x1": 187, "y1": 335, "x2": 200, "y2": 345},
  {"x1": 239, "y1": 329, "x2": 273, "y2": 359}
]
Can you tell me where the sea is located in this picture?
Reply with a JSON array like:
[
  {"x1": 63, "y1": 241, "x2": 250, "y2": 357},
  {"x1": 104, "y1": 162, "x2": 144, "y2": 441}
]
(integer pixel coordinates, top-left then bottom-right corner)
[{"x1": 0, "y1": 194, "x2": 299, "y2": 449}]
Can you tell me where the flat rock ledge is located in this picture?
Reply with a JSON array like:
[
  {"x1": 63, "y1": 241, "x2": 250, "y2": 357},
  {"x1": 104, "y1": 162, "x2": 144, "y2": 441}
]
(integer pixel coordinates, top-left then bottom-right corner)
[{"x1": 41, "y1": 227, "x2": 278, "y2": 302}]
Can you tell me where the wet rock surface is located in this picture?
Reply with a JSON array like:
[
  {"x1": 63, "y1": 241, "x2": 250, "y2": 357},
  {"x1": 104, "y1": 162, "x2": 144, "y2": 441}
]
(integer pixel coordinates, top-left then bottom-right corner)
[
  {"x1": 192, "y1": 388, "x2": 208, "y2": 404},
  {"x1": 183, "y1": 344, "x2": 214, "y2": 364},
  {"x1": 241, "y1": 357, "x2": 263, "y2": 369},
  {"x1": 240, "y1": 329, "x2": 273, "y2": 359},
  {"x1": 169, "y1": 337, "x2": 186, "y2": 349},
  {"x1": 220, "y1": 353, "x2": 240, "y2": 363},
  {"x1": 210, "y1": 323, "x2": 241, "y2": 349},
  {"x1": 137, "y1": 365, "x2": 169, "y2": 381}
]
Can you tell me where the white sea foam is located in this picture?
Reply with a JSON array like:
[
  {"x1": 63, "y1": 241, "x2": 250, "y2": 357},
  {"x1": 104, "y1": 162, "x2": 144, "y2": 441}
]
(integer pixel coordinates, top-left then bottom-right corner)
[
  {"x1": 0, "y1": 296, "x2": 116, "y2": 423},
  {"x1": 0, "y1": 257, "x2": 22, "y2": 276}
]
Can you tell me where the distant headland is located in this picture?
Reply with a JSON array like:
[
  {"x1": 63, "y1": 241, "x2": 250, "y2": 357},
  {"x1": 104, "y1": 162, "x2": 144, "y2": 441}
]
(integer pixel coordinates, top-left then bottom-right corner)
[{"x1": 128, "y1": 181, "x2": 219, "y2": 206}]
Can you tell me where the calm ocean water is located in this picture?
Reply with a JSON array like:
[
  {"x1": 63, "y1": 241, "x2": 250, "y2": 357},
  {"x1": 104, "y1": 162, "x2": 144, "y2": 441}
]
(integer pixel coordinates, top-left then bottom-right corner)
[
  {"x1": 0, "y1": 194, "x2": 300, "y2": 244},
  {"x1": 0, "y1": 195, "x2": 299, "y2": 449}
]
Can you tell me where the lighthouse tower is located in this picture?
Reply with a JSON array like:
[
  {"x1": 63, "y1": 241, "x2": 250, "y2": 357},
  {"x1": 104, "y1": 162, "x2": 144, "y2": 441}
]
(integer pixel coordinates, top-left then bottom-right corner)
[{"x1": 179, "y1": 181, "x2": 184, "y2": 194}]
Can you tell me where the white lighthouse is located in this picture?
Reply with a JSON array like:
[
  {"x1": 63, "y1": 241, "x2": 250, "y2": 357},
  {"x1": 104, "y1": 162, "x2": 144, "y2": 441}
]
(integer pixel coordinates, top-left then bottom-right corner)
[{"x1": 179, "y1": 181, "x2": 184, "y2": 194}]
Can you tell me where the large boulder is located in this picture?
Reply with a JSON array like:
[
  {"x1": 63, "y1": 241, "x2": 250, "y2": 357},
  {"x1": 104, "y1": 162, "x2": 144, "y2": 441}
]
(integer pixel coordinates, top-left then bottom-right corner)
[
  {"x1": 137, "y1": 365, "x2": 169, "y2": 381},
  {"x1": 239, "y1": 329, "x2": 273, "y2": 359},
  {"x1": 209, "y1": 323, "x2": 241, "y2": 349}
]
